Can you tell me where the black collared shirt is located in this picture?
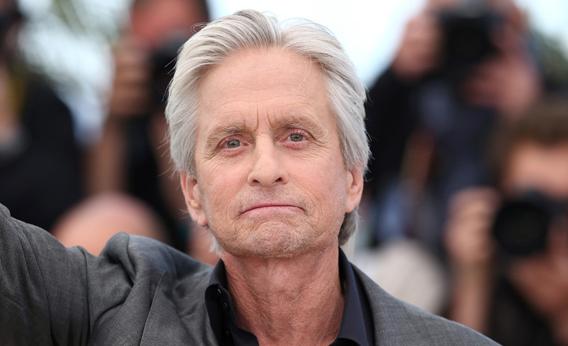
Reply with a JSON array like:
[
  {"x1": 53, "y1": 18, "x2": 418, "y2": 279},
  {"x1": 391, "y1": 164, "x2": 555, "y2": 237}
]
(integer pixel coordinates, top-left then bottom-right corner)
[{"x1": 204, "y1": 249, "x2": 374, "y2": 346}]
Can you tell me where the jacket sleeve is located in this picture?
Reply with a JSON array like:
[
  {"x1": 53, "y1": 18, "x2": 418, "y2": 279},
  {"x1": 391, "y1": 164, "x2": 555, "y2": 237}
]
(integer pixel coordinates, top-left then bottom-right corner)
[{"x1": 0, "y1": 204, "x2": 90, "y2": 345}]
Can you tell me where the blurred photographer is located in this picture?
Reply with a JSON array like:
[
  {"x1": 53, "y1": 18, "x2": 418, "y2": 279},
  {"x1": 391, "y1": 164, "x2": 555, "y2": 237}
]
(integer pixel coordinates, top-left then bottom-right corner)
[
  {"x1": 88, "y1": 0, "x2": 210, "y2": 250},
  {"x1": 0, "y1": 0, "x2": 84, "y2": 230},
  {"x1": 364, "y1": 0, "x2": 541, "y2": 253},
  {"x1": 391, "y1": 0, "x2": 538, "y2": 113},
  {"x1": 445, "y1": 99, "x2": 568, "y2": 345}
]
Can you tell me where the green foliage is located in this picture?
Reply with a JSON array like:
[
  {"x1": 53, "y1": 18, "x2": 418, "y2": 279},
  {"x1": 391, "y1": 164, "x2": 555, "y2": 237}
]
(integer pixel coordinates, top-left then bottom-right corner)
[
  {"x1": 51, "y1": 0, "x2": 86, "y2": 32},
  {"x1": 48, "y1": 0, "x2": 126, "y2": 40},
  {"x1": 533, "y1": 30, "x2": 568, "y2": 91}
]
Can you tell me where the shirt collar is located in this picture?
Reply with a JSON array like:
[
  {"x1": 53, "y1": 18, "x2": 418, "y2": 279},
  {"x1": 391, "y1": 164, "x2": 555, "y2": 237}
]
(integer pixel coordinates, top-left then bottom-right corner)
[
  {"x1": 335, "y1": 249, "x2": 373, "y2": 346},
  {"x1": 205, "y1": 249, "x2": 372, "y2": 346},
  {"x1": 205, "y1": 260, "x2": 257, "y2": 345}
]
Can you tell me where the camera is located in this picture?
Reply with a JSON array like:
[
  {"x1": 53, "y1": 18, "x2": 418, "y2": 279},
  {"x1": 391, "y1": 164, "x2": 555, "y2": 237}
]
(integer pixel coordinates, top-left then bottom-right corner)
[
  {"x1": 436, "y1": 2, "x2": 503, "y2": 84},
  {"x1": 491, "y1": 191, "x2": 568, "y2": 258}
]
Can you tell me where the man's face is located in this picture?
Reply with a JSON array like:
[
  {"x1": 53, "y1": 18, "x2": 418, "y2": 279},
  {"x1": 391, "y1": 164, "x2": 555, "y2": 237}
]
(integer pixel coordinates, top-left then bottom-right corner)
[
  {"x1": 181, "y1": 48, "x2": 363, "y2": 259},
  {"x1": 504, "y1": 142, "x2": 568, "y2": 317}
]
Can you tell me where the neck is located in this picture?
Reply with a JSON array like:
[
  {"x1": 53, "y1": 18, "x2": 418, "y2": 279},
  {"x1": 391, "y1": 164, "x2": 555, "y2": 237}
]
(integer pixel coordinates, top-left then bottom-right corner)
[{"x1": 222, "y1": 246, "x2": 344, "y2": 346}]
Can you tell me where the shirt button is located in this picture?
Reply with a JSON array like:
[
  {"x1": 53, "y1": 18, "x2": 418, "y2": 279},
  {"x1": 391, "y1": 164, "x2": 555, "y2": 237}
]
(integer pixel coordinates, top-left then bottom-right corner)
[
  {"x1": 216, "y1": 288, "x2": 223, "y2": 296},
  {"x1": 223, "y1": 302, "x2": 229, "y2": 310}
]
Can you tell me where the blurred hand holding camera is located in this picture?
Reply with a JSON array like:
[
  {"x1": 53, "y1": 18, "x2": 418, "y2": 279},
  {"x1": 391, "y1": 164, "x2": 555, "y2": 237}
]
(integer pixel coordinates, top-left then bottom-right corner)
[
  {"x1": 107, "y1": 34, "x2": 151, "y2": 120},
  {"x1": 391, "y1": 0, "x2": 540, "y2": 117},
  {"x1": 445, "y1": 187, "x2": 499, "y2": 272},
  {"x1": 392, "y1": 10, "x2": 442, "y2": 81},
  {"x1": 444, "y1": 187, "x2": 499, "y2": 333},
  {"x1": 444, "y1": 186, "x2": 568, "y2": 335}
]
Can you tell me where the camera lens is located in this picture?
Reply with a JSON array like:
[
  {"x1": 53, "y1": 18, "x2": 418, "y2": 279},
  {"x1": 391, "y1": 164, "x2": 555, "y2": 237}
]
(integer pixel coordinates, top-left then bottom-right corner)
[{"x1": 492, "y1": 198, "x2": 550, "y2": 257}]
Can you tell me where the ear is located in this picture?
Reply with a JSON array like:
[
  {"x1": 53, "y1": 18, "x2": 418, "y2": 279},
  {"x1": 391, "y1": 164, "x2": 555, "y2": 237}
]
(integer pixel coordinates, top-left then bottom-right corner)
[
  {"x1": 345, "y1": 166, "x2": 364, "y2": 213},
  {"x1": 180, "y1": 172, "x2": 208, "y2": 227}
]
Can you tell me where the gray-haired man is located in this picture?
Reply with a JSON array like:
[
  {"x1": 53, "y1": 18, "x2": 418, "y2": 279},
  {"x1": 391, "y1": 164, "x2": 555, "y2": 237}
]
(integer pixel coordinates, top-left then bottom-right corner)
[{"x1": 0, "y1": 9, "x2": 496, "y2": 345}]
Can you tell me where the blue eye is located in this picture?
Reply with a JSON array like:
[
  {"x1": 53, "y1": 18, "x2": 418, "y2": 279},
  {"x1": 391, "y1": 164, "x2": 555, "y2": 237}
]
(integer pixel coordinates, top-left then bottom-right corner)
[
  {"x1": 226, "y1": 139, "x2": 241, "y2": 148},
  {"x1": 289, "y1": 133, "x2": 304, "y2": 142}
]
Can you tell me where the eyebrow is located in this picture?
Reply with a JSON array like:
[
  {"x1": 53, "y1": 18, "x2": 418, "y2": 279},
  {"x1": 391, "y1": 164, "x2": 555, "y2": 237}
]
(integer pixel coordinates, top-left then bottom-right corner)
[
  {"x1": 204, "y1": 122, "x2": 250, "y2": 152},
  {"x1": 267, "y1": 114, "x2": 325, "y2": 136}
]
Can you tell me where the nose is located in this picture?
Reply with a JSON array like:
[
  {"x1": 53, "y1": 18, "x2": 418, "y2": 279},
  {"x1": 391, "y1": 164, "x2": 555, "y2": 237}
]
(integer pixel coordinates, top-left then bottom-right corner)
[{"x1": 247, "y1": 138, "x2": 288, "y2": 187}]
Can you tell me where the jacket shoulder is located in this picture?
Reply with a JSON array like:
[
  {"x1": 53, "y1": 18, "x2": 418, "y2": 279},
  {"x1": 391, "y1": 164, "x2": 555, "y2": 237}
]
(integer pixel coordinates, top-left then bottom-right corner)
[
  {"x1": 100, "y1": 232, "x2": 211, "y2": 281},
  {"x1": 87, "y1": 233, "x2": 214, "y2": 344},
  {"x1": 354, "y1": 267, "x2": 499, "y2": 345}
]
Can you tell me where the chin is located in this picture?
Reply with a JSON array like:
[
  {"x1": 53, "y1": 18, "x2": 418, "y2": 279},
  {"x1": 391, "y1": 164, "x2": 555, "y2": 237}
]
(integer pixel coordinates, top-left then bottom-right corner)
[{"x1": 220, "y1": 222, "x2": 320, "y2": 259}]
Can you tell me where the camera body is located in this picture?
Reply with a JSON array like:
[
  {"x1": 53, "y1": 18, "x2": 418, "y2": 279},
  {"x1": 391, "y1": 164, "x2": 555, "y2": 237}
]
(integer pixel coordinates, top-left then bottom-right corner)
[
  {"x1": 435, "y1": 3, "x2": 503, "y2": 84},
  {"x1": 492, "y1": 190, "x2": 568, "y2": 258}
]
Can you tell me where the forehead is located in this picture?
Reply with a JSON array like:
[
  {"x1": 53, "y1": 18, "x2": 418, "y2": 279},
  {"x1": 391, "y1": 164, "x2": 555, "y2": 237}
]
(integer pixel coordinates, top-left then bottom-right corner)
[
  {"x1": 196, "y1": 47, "x2": 333, "y2": 133},
  {"x1": 505, "y1": 142, "x2": 568, "y2": 198}
]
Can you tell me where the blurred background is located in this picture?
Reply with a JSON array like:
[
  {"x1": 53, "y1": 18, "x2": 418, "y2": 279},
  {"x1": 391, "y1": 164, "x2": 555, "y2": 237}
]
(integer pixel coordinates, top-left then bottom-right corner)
[
  {"x1": 1, "y1": 0, "x2": 568, "y2": 344},
  {"x1": 15, "y1": 0, "x2": 568, "y2": 127}
]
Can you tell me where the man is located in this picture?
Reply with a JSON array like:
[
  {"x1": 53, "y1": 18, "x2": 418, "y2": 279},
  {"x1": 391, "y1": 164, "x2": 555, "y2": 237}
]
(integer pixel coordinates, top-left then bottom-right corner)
[
  {"x1": 88, "y1": 0, "x2": 211, "y2": 251},
  {"x1": 0, "y1": 10, "x2": 495, "y2": 345},
  {"x1": 364, "y1": 0, "x2": 540, "y2": 253},
  {"x1": 0, "y1": 0, "x2": 84, "y2": 231},
  {"x1": 445, "y1": 99, "x2": 568, "y2": 345}
]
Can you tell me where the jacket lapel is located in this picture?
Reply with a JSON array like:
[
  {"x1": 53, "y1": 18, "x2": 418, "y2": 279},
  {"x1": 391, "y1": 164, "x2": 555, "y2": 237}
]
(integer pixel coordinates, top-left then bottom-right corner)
[{"x1": 140, "y1": 271, "x2": 218, "y2": 345}]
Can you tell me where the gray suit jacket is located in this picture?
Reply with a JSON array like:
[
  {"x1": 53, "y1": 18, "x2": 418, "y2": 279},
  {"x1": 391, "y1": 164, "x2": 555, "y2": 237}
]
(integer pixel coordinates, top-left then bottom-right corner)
[{"x1": 0, "y1": 205, "x2": 497, "y2": 345}]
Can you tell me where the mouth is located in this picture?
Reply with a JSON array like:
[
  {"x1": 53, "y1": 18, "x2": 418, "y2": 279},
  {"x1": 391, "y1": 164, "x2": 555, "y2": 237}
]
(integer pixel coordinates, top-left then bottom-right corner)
[{"x1": 240, "y1": 203, "x2": 304, "y2": 216}]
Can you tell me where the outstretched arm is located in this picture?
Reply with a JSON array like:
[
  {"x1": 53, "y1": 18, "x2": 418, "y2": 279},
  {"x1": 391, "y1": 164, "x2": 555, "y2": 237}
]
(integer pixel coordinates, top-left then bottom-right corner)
[{"x1": 0, "y1": 204, "x2": 90, "y2": 345}]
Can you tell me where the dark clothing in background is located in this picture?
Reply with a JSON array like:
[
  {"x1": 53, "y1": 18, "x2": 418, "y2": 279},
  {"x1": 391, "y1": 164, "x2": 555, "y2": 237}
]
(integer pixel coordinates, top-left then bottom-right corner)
[
  {"x1": 365, "y1": 68, "x2": 495, "y2": 252},
  {"x1": 0, "y1": 204, "x2": 496, "y2": 345},
  {"x1": 488, "y1": 276, "x2": 556, "y2": 346},
  {"x1": 0, "y1": 76, "x2": 83, "y2": 231},
  {"x1": 123, "y1": 115, "x2": 186, "y2": 250},
  {"x1": 124, "y1": 116, "x2": 182, "y2": 240},
  {"x1": 365, "y1": 68, "x2": 417, "y2": 197}
]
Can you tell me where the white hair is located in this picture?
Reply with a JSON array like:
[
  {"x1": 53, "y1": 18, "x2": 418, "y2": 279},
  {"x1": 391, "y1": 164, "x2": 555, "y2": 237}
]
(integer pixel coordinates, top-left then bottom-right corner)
[{"x1": 166, "y1": 9, "x2": 369, "y2": 244}]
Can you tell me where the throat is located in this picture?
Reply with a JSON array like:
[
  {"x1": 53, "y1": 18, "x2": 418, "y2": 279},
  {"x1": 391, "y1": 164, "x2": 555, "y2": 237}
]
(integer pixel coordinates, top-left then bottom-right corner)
[{"x1": 222, "y1": 247, "x2": 344, "y2": 345}]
